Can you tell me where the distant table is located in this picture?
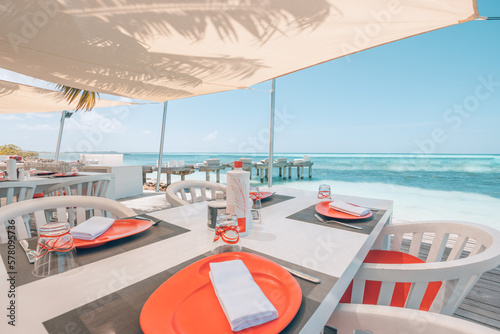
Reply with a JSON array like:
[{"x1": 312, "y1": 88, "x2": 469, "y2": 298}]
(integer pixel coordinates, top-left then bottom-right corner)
[{"x1": 0, "y1": 186, "x2": 393, "y2": 333}]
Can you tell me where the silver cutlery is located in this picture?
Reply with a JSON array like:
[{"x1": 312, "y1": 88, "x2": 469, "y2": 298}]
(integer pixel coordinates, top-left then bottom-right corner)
[
  {"x1": 134, "y1": 215, "x2": 161, "y2": 226},
  {"x1": 19, "y1": 240, "x2": 37, "y2": 263},
  {"x1": 281, "y1": 265, "x2": 321, "y2": 284},
  {"x1": 314, "y1": 214, "x2": 363, "y2": 230}
]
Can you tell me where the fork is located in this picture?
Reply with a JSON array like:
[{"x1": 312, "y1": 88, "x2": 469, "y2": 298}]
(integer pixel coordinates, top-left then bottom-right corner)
[
  {"x1": 19, "y1": 240, "x2": 37, "y2": 263},
  {"x1": 314, "y1": 214, "x2": 363, "y2": 230}
]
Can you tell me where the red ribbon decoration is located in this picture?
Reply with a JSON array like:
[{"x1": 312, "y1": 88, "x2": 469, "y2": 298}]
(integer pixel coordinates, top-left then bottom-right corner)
[
  {"x1": 214, "y1": 225, "x2": 240, "y2": 245},
  {"x1": 36, "y1": 231, "x2": 74, "y2": 259},
  {"x1": 249, "y1": 191, "x2": 262, "y2": 202},
  {"x1": 317, "y1": 190, "x2": 331, "y2": 199}
]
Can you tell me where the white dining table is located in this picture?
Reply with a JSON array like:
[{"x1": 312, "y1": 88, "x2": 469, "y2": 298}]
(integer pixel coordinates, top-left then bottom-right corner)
[
  {"x1": 0, "y1": 186, "x2": 393, "y2": 333},
  {"x1": 0, "y1": 172, "x2": 115, "y2": 196}
]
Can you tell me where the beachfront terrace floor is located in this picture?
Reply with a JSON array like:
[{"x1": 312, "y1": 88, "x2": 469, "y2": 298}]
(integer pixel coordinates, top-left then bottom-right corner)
[{"x1": 118, "y1": 191, "x2": 500, "y2": 331}]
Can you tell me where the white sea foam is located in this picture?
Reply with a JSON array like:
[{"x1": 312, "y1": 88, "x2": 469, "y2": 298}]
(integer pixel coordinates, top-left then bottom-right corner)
[{"x1": 284, "y1": 180, "x2": 500, "y2": 232}]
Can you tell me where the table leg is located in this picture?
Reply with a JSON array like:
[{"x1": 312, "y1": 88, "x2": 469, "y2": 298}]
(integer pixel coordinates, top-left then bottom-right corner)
[
  {"x1": 309, "y1": 166, "x2": 312, "y2": 178},
  {"x1": 288, "y1": 166, "x2": 292, "y2": 179},
  {"x1": 206, "y1": 171, "x2": 210, "y2": 182},
  {"x1": 216, "y1": 169, "x2": 220, "y2": 183}
]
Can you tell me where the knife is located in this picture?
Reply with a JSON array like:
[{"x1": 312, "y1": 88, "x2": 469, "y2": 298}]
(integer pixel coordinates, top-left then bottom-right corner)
[
  {"x1": 133, "y1": 215, "x2": 162, "y2": 226},
  {"x1": 281, "y1": 265, "x2": 321, "y2": 284},
  {"x1": 19, "y1": 240, "x2": 37, "y2": 264},
  {"x1": 314, "y1": 214, "x2": 363, "y2": 230}
]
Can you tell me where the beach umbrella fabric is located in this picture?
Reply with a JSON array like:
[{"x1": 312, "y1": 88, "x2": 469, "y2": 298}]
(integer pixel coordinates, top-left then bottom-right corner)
[{"x1": 0, "y1": 0, "x2": 478, "y2": 102}]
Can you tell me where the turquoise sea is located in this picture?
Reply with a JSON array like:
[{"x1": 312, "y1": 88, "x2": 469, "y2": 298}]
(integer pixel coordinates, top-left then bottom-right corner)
[{"x1": 45, "y1": 152, "x2": 500, "y2": 199}]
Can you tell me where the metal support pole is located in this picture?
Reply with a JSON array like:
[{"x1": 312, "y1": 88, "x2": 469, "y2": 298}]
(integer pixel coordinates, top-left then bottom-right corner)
[
  {"x1": 55, "y1": 110, "x2": 71, "y2": 162},
  {"x1": 267, "y1": 79, "x2": 276, "y2": 188},
  {"x1": 156, "y1": 102, "x2": 168, "y2": 192}
]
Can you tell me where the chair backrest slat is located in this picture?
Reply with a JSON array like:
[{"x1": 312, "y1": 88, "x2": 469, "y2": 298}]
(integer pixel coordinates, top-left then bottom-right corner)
[
  {"x1": 377, "y1": 281, "x2": 396, "y2": 306},
  {"x1": 6, "y1": 187, "x2": 14, "y2": 205},
  {"x1": 426, "y1": 232, "x2": 449, "y2": 262},
  {"x1": 392, "y1": 232, "x2": 403, "y2": 252},
  {"x1": 350, "y1": 278, "x2": 365, "y2": 304},
  {"x1": 200, "y1": 188, "x2": 207, "y2": 201},
  {"x1": 408, "y1": 232, "x2": 423, "y2": 257},
  {"x1": 76, "y1": 207, "x2": 87, "y2": 224},
  {"x1": 34, "y1": 210, "x2": 48, "y2": 231},
  {"x1": 14, "y1": 216, "x2": 29, "y2": 239},
  {"x1": 405, "y1": 282, "x2": 428, "y2": 310},
  {"x1": 447, "y1": 235, "x2": 468, "y2": 261},
  {"x1": 56, "y1": 207, "x2": 67, "y2": 225},
  {"x1": 190, "y1": 187, "x2": 198, "y2": 203}
]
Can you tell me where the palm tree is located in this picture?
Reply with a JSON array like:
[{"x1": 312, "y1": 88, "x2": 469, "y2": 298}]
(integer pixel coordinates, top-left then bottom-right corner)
[{"x1": 55, "y1": 84, "x2": 100, "y2": 111}]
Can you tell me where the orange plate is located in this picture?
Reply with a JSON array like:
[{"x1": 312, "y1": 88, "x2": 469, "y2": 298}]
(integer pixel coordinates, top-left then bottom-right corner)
[
  {"x1": 72, "y1": 219, "x2": 152, "y2": 248},
  {"x1": 258, "y1": 192, "x2": 274, "y2": 200},
  {"x1": 35, "y1": 171, "x2": 55, "y2": 176},
  {"x1": 140, "y1": 252, "x2": 302, "y2": 334},
  {"x1": 315, "y1": 201, "x2": 373, "y2": 220},
  {"x1": 53, "y1": 172, "x2": 79, "y2": 177}
]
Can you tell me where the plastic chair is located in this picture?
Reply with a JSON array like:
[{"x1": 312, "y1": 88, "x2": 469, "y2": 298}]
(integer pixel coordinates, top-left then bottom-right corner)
[
  {"x1": 42, "y1": 175, "x2": 111, "y2": 197},
  {"x1": 0, "y1": 195, "x2": 136, "y2": 243},
  {"x1": 326, "y1": 304, "x2": 499, "y2": 334},
  {"x1": 340, "y1": 220, "x2": 500, "y2": 315},
  {"x1": 166, "y1": 180, "x2": 226, "y2": 207},
  {"x1": 0, "y1": 182, "x2": 36, "y2": 207}
]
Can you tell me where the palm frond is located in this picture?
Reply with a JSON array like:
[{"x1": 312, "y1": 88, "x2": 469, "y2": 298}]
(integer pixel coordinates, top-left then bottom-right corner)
[{"x1": 55, "y1": 84, "x2": 100, "y2": 111}]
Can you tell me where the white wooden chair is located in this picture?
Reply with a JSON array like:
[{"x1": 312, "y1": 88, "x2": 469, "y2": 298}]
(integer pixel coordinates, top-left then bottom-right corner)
[
  {"x1": 326, "y1": 304, "x2": 499, "y2": 334},
  {"x1": 166, "y1": 180, "x2": 226, "y2": 207},
  {"x1": 340, "y1": 220, "x2": 500, "y2": 315},
  {"x1": 0, "y1": 182, "x2": 36, "y2": 207},
  {"x1": 42, "y1": 175, "x2": 111, "y2": 197},
  {"x1": 0, "y1": 196, "x2": 136, "y2": 243}
]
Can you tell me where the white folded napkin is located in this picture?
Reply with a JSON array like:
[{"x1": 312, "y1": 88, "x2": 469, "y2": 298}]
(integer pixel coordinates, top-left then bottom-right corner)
[
  {"x1": 168, "y1": 160, "x2": 177, "y2": 167},
  {"x1": 329, "y1": 200, "x2": 370, "y2": 217},
  {"x1": 70, "y1": 216, "x2": 115, "y2": 240},
  {"x1": 176, "y1": 160, "x2": 185, "y2": 167},
  {"x1": 209, "y1": 260, "x2": 278, "y2": 331}
]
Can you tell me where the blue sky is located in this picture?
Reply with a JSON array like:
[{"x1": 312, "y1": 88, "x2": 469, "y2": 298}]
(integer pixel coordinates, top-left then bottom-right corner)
[{"x1": 1, "y1": 0, "x2": 499, "y2": 155}]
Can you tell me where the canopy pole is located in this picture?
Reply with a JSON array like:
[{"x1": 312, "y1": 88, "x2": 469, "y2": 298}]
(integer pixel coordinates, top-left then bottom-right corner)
[
  {"x1": 156, "y1": 102, "x2": 168, "y2": 192},
  {"x1": 267, "y1": 79, "x2": 276, "y2": 188},
  {"x1": 55, "y1": 110, "x2": 71, "y2": 162}
]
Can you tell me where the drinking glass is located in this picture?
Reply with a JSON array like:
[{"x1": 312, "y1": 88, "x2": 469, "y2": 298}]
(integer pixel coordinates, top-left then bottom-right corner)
[
  {"x1": 71, "y1": 166, "x2": 78, "y2": 173},
  {"x1": 32, "y1": 222, "x2": 80, "y2": 277},
  {"x1": 317, "y1": 184, "x2": 331, "y2": 201},
  {"x1": 29, "y1": 168, "x2": 37, "y2": 176},
  {"x1": 249, "y1": 186, "x2": 262, "y2": 223},
  {"x1": 212, "y1": 213, "x2": 241, "y2": 254}
]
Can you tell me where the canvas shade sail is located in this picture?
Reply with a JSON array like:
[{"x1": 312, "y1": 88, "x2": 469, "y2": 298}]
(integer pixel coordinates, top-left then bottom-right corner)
[
  {"x1": 0, "y1": 0, "x2": 478, "y2": 102},
  {"x1": 0, "y1": 79, "x2": 134, "y2": 113}
]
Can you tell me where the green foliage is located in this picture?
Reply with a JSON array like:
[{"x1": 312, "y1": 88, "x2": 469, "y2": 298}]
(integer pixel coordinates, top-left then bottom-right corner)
[
  {"x1": 55, "y1": 85, "x2": 100, "y2": 111},
  {"x1": 0, "y1": 144, "x2": 38, "y2": 159}
]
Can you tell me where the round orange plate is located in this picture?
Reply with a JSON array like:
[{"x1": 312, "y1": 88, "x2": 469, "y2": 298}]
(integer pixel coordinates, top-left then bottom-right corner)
[
  {"x1": 72, "y1": 219, "x2": 152, "y2": 248},
  {"x1": 140, "y1": 252, "x2": 302, "y2": 334},
  {"x1": 315, "y1": 201, "x2": 373, "y2": 220}
]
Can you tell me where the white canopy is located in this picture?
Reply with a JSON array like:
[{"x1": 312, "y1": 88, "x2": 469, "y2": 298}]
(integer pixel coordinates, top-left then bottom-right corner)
[
  {"x1": 0, "y1": 80, "x2": 134, "y2": 114},
  {"x1": 0, "y1": 1, "x2": 477, "y2": 102}
]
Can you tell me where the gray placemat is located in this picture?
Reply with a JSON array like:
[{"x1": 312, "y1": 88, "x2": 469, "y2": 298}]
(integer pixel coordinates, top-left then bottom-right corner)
[
  {"x1": 286, "y1": 205, "x2": 386, "y2": 235},
  {"x1": 0, "y1": 218, "x2": 189, "y2": 287},
  {"x1": 260, "y1": 194, "x2": 294, "y2": 208},
  {"x1": 43, "y1": 248, "x2": 338, "y2": 334}
]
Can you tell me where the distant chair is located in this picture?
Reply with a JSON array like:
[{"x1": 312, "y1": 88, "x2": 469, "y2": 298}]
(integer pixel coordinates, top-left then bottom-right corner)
[
  {"x1": 166, "y1": 180, "x2": 226, "y2": 207},
  {"x1": 326, "y1": 304, "x2": 499, "y2": 334},
  {"x1": 339, "y1": 220, "x2": 500, "y2": 315},
  {"x1": 0, "y1": 196, "x2": 136, "y2": 243},
  {"x1": 43, "y1": 175, "x2": 111, "y2": 197},
  {"x1": 0, "y1": 182, "x2": 36, "y2": 207}
]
